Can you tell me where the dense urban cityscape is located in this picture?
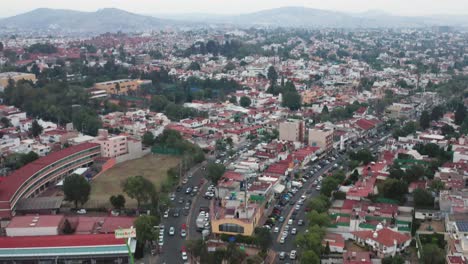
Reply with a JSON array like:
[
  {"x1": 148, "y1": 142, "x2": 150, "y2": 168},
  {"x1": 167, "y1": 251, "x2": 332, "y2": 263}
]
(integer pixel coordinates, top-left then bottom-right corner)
[{"x1": 0, "y1": 2, "x2": 467, "y2": 264}]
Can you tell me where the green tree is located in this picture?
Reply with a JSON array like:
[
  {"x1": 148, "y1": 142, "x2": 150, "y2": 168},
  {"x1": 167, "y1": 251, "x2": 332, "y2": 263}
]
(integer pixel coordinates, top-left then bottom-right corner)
[
  {"x1": 441, "y1": 124, "x2": 455, "y2": 137},
  {"x1": 321, "y1": 177, "x2": 340, "y2": 196},
  {"x1": 224, "y1": 62, "x2": 236, "y2": 72},
  {"x1": 62, "y1": 219, "x2": 75, "y2": 234},
  {"x1": 186, "y1": 239, "x2": 208, "y2": 262},
  {"x1": 63, "y1": 174, "x2": 91, "y2": 208},
  {"x1": 188, "y1": 61, "x2": 201, "y2": 71},
  {"x1": 404, "y1": 165, "x2": 426, "y2": 183},
  {"x1": 455, "y1": 103, "x2": 466, "y2": 125},
  {"x1": 225, "y1": 242, "x2": 246, "y2": 264},
  {"x1": 349, "y1": 169, "x2": 360, "y2": 183},
  {"x1": 413, "y1": 188, "x2": 434, "y2": 209},
  {"x1": 239, "y1": 96, "x2": 252, "y2": 108},
  {"x1": 122, "y1": 175, "x2": 156, "y2": 208},
  {"x1": 307, "y1": 211, "x2": 330, "y2": 227},
  {"x1": 430, "y1": 105, "x2": 444, "y2": 121},
  {"x1": 379, "y1": 179, "x2": 408, "y2": 202},
  {"x1": 267, "y1": 66, "x2": 278, "y2": 87},
  {"x1": 254, "y1": 227, "x2": 272, "y2": 251},
  {"x1": 206, "y1": 162, "x2": 225, "y2": 197},
  {"x1": 430, "y1": 179, "x2": 445, "y2": 193},
  {"x1": 321, "y1": 105, "x2": 329, "y2": 114},
  {"x1": 109, "y1": 194, "x2": 126, "y2": 209},
  {"x1": 229, "y1": 96, "x2": 237, "y2": 104},
  {"x1": 0, "y1": 41, "x2": 3, "y2": 52},
  {"x1": 382, "y1": 255, "x2": 405, "y2": 264},
  {"x1": 0, "y1": 117, "x2": 11, "y2": 128},
  {"x1": 134, "y1": 215, "x2": 157, "y2": 244},
  {"x1": 300, "y1": 250, "x2": 320, "y2": 264},
  {"x1": 307, "y1": 195, "x2": 329, "y2": 213},
  {"x1": 31, "y1": 120, "x2": 43, "y2": 137},
  {"x1": 420, "y1": 110, "x2": 431, "y2": 130},
  {"x1": 421, "y1": 244, "x2": 445, "y2": 264},
  {"x1": 150, "y1": 95, "x2": 169, "y2": 112},
  {"x1": 20, "y1": 151, "x2": 39, "y2": 165},
  {"x1": 324, "y1": 241, "x2": 331, "y2": 254},
  {"x1": 282, "y1": 91, "x2": 301, "y2": 110},
  {"x1": 142, "y1": 131, "x2": 155, "y2": 147}
]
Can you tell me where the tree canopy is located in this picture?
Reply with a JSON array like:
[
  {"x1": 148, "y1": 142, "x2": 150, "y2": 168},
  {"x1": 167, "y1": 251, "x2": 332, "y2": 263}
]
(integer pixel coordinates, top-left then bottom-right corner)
[
  {"x1": 122, "y1": 175, "x2": 156, "y2": 208},
  {"x1": 134, "y1": 215, "x2": 157, "y2": 244},
  {"x1": 63, "y1": 174, "x2": 91, "y2": 208},
  {"x1": 239, "y1": 96, "x2": 252, "y2": 108},
  {"x1": 109, "y1": 194, "x2": 126, "y2": 209}
]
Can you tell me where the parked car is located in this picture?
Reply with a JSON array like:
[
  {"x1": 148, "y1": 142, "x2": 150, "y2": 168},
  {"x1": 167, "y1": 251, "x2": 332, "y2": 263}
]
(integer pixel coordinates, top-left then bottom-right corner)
[
  {"x1": 185, "y1": 187, "x2": 192, "y2": 194},
  {"x1": 279, "y1": 251, "x2": 286, "y2": 260},
  {"x1": 163, "y1": 210, "x2": 169, "y2": 218},
  {"x1": 290, "y1": 250, "x2": 297, "y2": 260},
  {"x1": 180, "y1": 229, "x2": 187, "y2": 238},
  {"x1": 173, "y1": 209, "x2": 180, "y2": 217},
  {"x1": 298, "y1": 219, "x2": 304, "y2": 226},
  {"x1": 169, "y1": 227, "x2": 175, "y2": 236},
  {"x1": 274, "y1": 227, "x2": 280, "y2": 233},
  {"x1": 279, "y1": 236, "x2": 285, "y2": 244},
  {"x1": 291, "y1": 228, "x2": 297, "y2": 235}
]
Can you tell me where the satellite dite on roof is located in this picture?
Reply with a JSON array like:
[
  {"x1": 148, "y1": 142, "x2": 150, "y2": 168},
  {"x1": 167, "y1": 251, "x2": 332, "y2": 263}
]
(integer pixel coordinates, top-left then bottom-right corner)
[{"x1": 115, "y1": 226, "x2": 136, "y2": 264}]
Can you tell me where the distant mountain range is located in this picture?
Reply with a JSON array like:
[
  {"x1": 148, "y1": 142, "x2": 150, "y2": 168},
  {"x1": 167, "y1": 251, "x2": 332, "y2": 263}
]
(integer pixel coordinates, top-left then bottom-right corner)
[
  {"x1": 156, "y1": 6, "x2": 468, "y2": 28},
  {"x1": 0, "y1": 8, "x2": 173, "y2": 33},
  {"x1": 1, "y1": 7, "x2": 467, "y2": 34}
]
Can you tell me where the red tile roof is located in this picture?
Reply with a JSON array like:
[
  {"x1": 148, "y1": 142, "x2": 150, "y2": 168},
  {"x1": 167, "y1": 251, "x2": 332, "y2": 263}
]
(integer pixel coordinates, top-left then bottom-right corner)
[
  {"x1": 0, "y1": 234, "x2": 125, "y2": 248},
  {"x1": 352, "y1": 227, "x2": 411, "y2": 247},
  {"x1": 0, "y1": 143, "x2": 100, "y2": 202},
  {"x1": 6, "y1": 215, "x2": 64, "y2": 228},
  {"x1": 343, "y1": 251, "x2": 372, "y2": 264}
]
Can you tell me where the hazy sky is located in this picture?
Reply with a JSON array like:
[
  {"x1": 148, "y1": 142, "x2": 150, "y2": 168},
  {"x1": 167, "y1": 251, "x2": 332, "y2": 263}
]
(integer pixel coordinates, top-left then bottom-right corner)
[{"x1": 2, "y1": 0, "x2": 468, "y2": 17}]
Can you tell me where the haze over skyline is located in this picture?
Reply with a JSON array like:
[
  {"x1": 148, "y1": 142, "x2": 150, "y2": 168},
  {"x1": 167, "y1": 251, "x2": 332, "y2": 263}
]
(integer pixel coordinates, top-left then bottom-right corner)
[{"x1": 1, "y1": 0, "x2": 468, "y2": 18}]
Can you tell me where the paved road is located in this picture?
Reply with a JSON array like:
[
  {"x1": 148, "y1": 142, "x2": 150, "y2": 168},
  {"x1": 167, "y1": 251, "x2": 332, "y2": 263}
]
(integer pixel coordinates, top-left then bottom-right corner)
[
  {"x1": 157, "y1": 162, "x2": 207, "y2": 264},
  {"x1": 156, "y1": 133, "x2": 389, "y2": 264},
  {"x1": 270, "y1": 133, "x2": 390, "y2": 263}
]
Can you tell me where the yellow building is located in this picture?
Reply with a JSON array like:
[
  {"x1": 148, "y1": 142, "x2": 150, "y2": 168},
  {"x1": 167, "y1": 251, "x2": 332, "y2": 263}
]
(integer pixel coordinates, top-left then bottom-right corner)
[
  {"x1": 94, "y1": 79, "x2": 141, "y2": 95},
  {"x1": 211, "y1": 200, "x2": 264, "y2": 236},
  {"x1": 0, "y1": 72, "x2": 37, "y2": 91}
]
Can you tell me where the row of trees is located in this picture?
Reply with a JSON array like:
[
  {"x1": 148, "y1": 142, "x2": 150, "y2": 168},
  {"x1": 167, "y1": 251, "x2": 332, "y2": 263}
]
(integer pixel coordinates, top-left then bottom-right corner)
[{"x1": 295, "y1": 195, "x2": 332, "y2": 263}]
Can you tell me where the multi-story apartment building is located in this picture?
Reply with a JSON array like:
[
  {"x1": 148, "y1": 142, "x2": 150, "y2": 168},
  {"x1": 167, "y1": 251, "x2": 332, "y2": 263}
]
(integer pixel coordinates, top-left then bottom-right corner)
[
  {"x1": 94, "y1": 79, "x2": 150, "y2": 95},
  {"x1": 308, "y1": 128, "x2": 334, "y2": 153},
  {"x1": 93, "y1": 130, "x2": 128, "y2": 158},
  {"x1": 279, "y1": 119, "x2": 305, "y2": 143}
]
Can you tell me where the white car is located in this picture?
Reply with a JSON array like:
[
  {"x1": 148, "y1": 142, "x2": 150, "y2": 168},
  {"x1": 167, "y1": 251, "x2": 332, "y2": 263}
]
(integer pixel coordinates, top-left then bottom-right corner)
[
  {"x1": 158, "y1": 237, "x2": 164, "y2": 246},
  {"x1": 181, "y1": 229, "x2": 187, "y2": 237},
  {"x1": 274, "y1": 227, "x2": 280, "y2": 233},
  {"x1": 282, "y1": 231, "x2": 288, "y2": 238},
  {"x1": 290, "y1": 250, "x2": 297, "y2": 260},
  {"x1": 181, "y1": 251, "x2": 188, "y2": 261},
  {"x1": 280, "y1": 236, "x2": 286, "y2": 244},
  {"x1": 295, "y1": 204, "x2": 301, "y2": 210},
  {"x1": 288, "y1": 219, "x2": 293, "y2": 225},
  {"x1": 169, "y1": 227, "x2": 175, "y2": 236},
  {"x1": 163, "y1": 210, "x2": 169, "y2": 218},
  {"x1": 291, "y1": 228, "x2": 297, "y2": 235},
  {"x1": 205, "y1": 192, "x2": 215, "y2": 199},
  {"x1": 77, "y1": 209, "x2": 86, "y2": 214}
]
